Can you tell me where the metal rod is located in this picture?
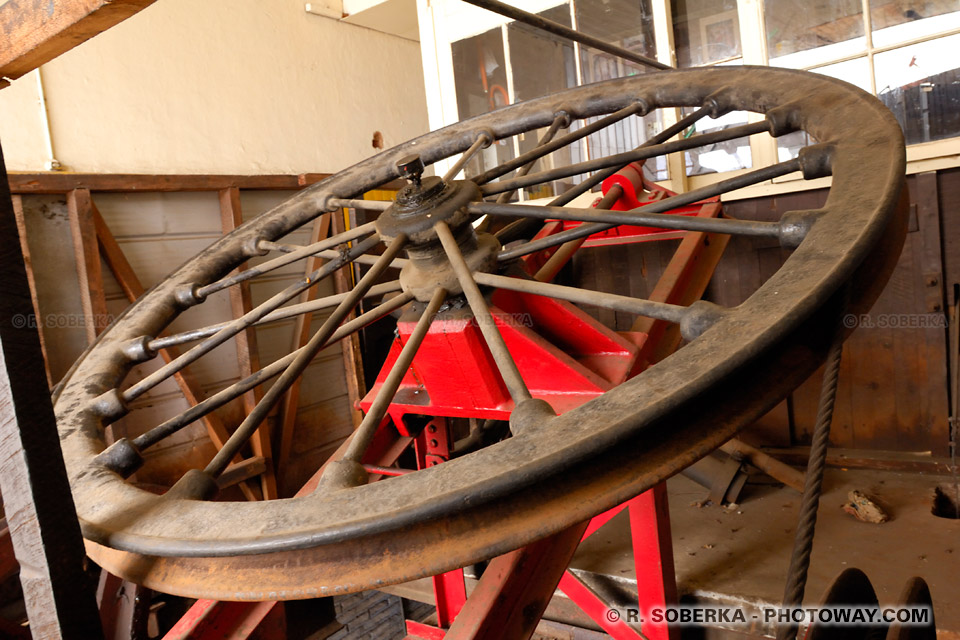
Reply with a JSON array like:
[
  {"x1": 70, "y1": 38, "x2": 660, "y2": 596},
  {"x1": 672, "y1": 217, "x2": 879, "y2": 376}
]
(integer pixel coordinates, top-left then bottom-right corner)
[
  {"x1": 123, "y1": 233, "x2": 381, "y2": 403},
  {"x1": 205, "y1": 235, "x2": 408, "y2": 478},
  {"x1": 499, "y1": 157, "x2": 802, "y2": 262},
  {"x1": 546, "y1": 105, "x2": 712, "y2": 208},
  {"x1": 472, "y1": 202, "x2": 780, "y2": 237},
  {"x1": 496, "y1": 113, "x2": 569, "y2": 204},
  {"x1": 494, "y1": 106, "x2": 712, "y2": 243},
  {"x1": 473, "y1": 272, "x2": 688, "y2": 324},
  {"x1": 198, "y1": 221, "x2": 378, "y2": 299},
  {"x1": 460, "y1": 0, "x2": 670, "y2": 71},
  {"x1": 258, "y1": 241, "x2": 409, "y2": 271},
  {"x1": 533, "y1": 184, "x2": 622, "y2": 282},
  {"x1": 134, "y1": 292, "x2": 414, "y2": 451},
  {"x1": 148, "y1": 280, "x2": 404, "y2": 351},
  {"x1": 435, "y1": 221, "x2": 532, "y2": 403},
  {"x1": 328, "y1": 198, "x2": 392, "y2": 211},
  {"x1": 475, "y1": 104, "x2": 641, "y2": 185},
  {"x1": 480, "y1": 120, "x2": 771, "y2": 196},
  {"x1": 443, "y1": 131, "x2": 493, "y2": 182},
  {"x1": 341, "y1": 287, "x2": 447, "y2": 463}
]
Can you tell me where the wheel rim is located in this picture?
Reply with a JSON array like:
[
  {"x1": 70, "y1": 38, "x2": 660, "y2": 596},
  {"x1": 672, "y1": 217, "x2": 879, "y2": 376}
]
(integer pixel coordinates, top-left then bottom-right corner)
[{"x1": 56, "y1": 65, "x2": 907, "y2": 600}]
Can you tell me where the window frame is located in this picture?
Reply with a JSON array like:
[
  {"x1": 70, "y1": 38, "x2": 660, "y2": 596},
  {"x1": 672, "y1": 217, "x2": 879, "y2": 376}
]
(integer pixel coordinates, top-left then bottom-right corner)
[{"x1": 416, "y1": 0, "x2": 960, "y2": 200}]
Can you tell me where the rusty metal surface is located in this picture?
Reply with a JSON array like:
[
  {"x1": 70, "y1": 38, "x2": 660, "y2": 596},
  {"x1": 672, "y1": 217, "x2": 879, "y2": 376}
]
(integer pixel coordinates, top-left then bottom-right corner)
[{"x1": 56, "y1": 66, "x2": 906, "y2": 599}]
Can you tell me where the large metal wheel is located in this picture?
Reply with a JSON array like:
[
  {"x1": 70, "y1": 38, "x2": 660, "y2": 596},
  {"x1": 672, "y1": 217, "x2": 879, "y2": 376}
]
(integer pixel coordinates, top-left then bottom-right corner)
[{"x1": 55, "y1": 66, "x2": 907, "y2": 600}]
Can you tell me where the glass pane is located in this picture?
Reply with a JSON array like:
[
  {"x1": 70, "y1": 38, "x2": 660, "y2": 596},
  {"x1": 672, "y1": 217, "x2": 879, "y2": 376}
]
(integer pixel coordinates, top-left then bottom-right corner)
[
  {"x1": 764, "y1": 0, "x2": 865, "y2": 68},
  {"x1": 775, "y1": 57, "x2": 868, "y2": 160},
  {"x1": 875, "y1": 33, "x2": 960, "y2": 145},
  {"x1": 576, "y1": 0, "x2": 657, "y2": 76},
  {"x1": 683, "y1": 108, "x2": 754, "y2": 176},
  {"x1": 672, "y1": 0, "x2": 742, "y2": 67},
  {"x1": 871, "y1": 1, "x2": 960, "y2": 48},
  {"x1": 452, "y1": 29, "x2": 515, "y2": 178}
]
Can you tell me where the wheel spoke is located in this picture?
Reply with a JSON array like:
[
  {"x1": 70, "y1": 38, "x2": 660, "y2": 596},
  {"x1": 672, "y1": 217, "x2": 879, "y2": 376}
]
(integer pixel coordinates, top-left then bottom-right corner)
[
  {"x1": 258, "y1": 239, "x2": 408, "y2": 269},
  {"x1": 340, "y1": 287, "x2": 448, "y2": 465},
  {"x1": 147, "y1": 280, "x2": 404, "y2": 352},
  {"x1": 196, "y1": 221, "x2": 378, "y2": 299},
  {"x1": 471, "y1": 202, "x2": 781, "y2": 237},
  {"x1": 475, "y1": 103, "x2": 643, "y2": 185},
  {"x1": 472, "y1": 272, "x2": 688, "y2": 324},
  {"x1": 435, "y1": 221, "x2": 531, "y2": 404},
  {"x1": 120, "y1": 233, "x2": 382, "y2": 404},
  {"x1": 480, "y1": 120, "x2": 771, "y2": 197},
  {"x1": 493, "y1": 105, "x2": 712, "y2": 243},
  {"x1": 443, "y1": 131, "x2": 493, "y2": 182},
  {"x1": 498, "y1": 156, "x2": 803, "y2": 262},
  {"x1": 126, "y1": 292, "x2": 415, "y2": 457},
  {"x1": 204, "y1": 234, "x2": 409, "y2": 480},
  {"x1": 495, "y1": 113, "x2": 569, "y2": 204},
  {"x1": 328, "y1": 198, "x2": 392, "y2": 211}
]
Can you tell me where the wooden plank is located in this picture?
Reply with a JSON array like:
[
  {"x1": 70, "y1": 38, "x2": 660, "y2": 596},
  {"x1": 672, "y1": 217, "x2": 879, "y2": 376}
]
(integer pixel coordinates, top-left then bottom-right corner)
[
  {"x1": 219, "y1": 187, "x2": 277, "y2": 500},
  {"x1": 277, "y1": 214, "x2": 332, "y2": 478},
  {"x1": 8, "y1": 172, "x2": 330, "y2": 194},
  {"x1": 91, "y1": 201, "x2": 261, "y2": 501},
  {"x1": 11, "y1": 195, "x2": 52, "y2": 387},
  {"x1": 0, "y1": 0, "x2": 156, "y2": 82},
  {"x1": 66, "y1": 188, "x2": 109, "y2": 342},
  {"x1": 331, "y1": 210, "x2": 367, "y2": 429}
]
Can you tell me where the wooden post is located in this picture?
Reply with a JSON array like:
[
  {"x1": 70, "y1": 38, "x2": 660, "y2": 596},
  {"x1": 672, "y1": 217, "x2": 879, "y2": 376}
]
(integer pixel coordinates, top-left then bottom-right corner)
[
  {"x1": 0, "y1": 133, "x2": 104, "y2": 640},
  {"x1": 276, "y1": 213, "x2": 332, "y2": 476},
  {"x1": 330, "y1": 210, "x2": 367, "y2": 428},
  {"x1": 218, "y1": 187, "x2": 277, "y2": 499},
  {"x1": 67, "y1": 188, "x2": 110, "y2": 342},
  {"x1": 11, "y1": 195, "x2": 52, "y2": 387}
]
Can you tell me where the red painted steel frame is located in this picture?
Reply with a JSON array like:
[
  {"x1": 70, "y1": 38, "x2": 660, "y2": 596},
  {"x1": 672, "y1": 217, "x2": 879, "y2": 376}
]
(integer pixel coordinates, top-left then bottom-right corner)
[{"x1": 166, "y1": 171, "x2": 722, "y2": 640}]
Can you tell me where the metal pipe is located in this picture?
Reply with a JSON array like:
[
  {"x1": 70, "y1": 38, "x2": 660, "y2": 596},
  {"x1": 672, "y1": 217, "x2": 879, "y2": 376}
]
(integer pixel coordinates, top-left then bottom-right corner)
[
  {"x1": 436, "y1": 221, "x2": 532, "y2": 403},
  {"x1": 460, "y1": 0, "x2": 670, "y2": 71},
  {"x1": 498, "y1": 157, "x2": 802, "y2": 261},
  {"x1": 472, "y1": 271, "x2": 688, "y2": 324},
  {"x1": 343, "y1": 287, "x2": 447, "y2": 463}
]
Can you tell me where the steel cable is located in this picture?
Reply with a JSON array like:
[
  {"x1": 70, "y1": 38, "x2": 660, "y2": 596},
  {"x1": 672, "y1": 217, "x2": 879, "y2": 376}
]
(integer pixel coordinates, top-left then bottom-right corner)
[{"x1": 777, "y1": 288, "x2": 849, "y2": 640}]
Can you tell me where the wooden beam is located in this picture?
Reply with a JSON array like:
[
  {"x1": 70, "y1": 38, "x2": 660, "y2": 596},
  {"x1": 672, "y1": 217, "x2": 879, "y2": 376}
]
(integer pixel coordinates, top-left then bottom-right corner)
[
  {"x1": 0, "y1": 0, "x2": 157, "y2": 82},
  {"x1": 330, "y1": 210, "x2": 367, "y2": 429},
  {"x1": 8, "y1": 172, "x2": 332, "y2": 194},
  {"x1": 217, "y1": 456, "x2": 267, "y2": 490},
  {"x1": 276, "y1": 213, "x2": 332, "y2": 476},
  {"x1": 66, "y1": 188, "x2": 109, "y2": 342},
  {"x1": 91, "y1": 201, "x2": 261, "y2": 501},
  {"x1": 218, "y1": 187, "x2": 278, "y2": 500},
  {"x1": 11, "y1": 195, "x2": 52, "y2": 387}
]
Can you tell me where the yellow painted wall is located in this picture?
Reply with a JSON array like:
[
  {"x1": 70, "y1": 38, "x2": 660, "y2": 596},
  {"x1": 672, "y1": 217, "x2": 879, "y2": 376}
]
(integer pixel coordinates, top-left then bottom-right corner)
[{"x1": 0, "y1": 0, "x2": 428, "y2": 174}]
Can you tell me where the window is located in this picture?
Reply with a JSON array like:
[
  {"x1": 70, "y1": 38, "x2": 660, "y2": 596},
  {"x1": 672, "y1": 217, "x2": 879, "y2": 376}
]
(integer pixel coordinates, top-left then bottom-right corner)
[{"x1": 421, "y1": 0, "x2": 960, "y2": 195}]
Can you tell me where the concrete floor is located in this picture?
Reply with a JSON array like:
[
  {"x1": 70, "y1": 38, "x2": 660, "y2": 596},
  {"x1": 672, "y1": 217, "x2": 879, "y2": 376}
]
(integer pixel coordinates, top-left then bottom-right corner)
[
  {"x1": 389, "y1": 467, "x2": 959, "y2": 637},
  {"x1": 572, "y1": 468, "x2": 960, "y2": 636}
]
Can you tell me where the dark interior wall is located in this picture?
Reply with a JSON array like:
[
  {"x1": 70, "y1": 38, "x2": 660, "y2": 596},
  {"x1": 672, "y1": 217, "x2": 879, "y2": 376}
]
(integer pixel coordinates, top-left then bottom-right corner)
[{"x1": 573, "y1": 171, "x2": 954, "y2": 455}]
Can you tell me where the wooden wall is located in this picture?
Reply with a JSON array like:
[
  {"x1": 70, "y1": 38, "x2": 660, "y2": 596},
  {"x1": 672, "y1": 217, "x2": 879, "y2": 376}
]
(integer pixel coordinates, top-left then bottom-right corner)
[{"x1": 574, "y1": 171, "x2": 954, "y2": 456}]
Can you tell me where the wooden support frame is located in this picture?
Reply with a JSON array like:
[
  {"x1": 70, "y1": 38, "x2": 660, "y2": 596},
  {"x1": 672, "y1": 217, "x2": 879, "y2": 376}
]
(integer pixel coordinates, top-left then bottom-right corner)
[
  {"x1": 330, "y1": 210, "x2": 367, "y2": 428},
  {"x1": 11, "y1": 195, "x2": 52, "y2": 387},
  {"x1": 91, "y1": 200, "x2": 261, "y2": 501},
  {"x1": 0, "y1": 0, "x2": 157, "y2": 83}
]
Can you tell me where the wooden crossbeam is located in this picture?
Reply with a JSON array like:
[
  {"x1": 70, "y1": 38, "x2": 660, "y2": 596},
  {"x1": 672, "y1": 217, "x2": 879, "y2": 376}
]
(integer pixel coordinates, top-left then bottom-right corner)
[{"x1": 0, "y1": 0, "x2": 157, "y2": 83}]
